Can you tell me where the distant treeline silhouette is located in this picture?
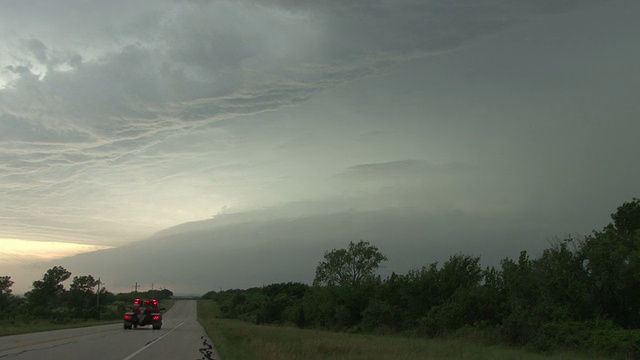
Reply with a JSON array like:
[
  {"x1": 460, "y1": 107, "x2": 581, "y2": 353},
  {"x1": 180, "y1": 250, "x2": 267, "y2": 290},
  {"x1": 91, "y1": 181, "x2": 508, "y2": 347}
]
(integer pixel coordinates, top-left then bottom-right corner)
[{"x1": 0, "y1": 269, "x2": 172, "y2": 322}]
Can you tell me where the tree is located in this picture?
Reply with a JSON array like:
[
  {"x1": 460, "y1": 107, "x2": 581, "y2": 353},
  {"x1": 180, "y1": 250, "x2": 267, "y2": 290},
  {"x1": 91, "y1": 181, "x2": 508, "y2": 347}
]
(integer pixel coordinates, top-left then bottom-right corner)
[
  {"x1": 67, "y1": 275, "x2": 100, "y2": 319},
  {"x1": 0, "y1": 276, "x2": 13, "y2": 296},
  {"x1": 157, "y1": 289, "x2": 174, "y2": 299},
  {"x1": 313, "y1": 240, "x2": 388, "y2": 287},
  {"x1": 435, "y1": 253, "x2": 483, "y2": 301},
  {"x1": 26, "y1": 266, "x2": 71, "y2": 316},
  {"x1": 610, "y1": 197, "x2": 640, "y2": 233},
  {"x1": 579, "y1": 199, "x2": 640, "y2": 328},
  {"x1": 0, "y1": 276, "x2": 15, "y2": 318},
  {"x1": 69, "y1": 275, "x2": 99, "y2": 293}
]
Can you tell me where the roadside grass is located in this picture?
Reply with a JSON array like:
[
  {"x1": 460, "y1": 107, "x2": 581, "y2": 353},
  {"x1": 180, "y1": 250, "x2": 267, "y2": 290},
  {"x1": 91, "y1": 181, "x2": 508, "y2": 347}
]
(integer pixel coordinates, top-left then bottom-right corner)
[
  {"x1": 0, "y1": 319, "x2": 120, "y2": 337},
  {"x1": 197, "y1": 300, "x2": 612, "y2": 360}
]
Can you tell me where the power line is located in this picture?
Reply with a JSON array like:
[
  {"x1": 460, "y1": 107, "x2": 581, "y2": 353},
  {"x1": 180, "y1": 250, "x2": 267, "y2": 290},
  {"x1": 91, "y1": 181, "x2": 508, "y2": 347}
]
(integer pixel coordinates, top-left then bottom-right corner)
[{"x1": 0, "y1": 250, "x2": 49, "y2": 274}]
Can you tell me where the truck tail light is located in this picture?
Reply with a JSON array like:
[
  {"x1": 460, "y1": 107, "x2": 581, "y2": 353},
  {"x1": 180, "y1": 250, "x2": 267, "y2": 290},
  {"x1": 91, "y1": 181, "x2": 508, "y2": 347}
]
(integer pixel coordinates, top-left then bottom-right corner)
[
  {"x1": 124, "y1": 315, "x2": 131, "y2": 320},
  {"x1": 153, "y1": 315, "x2": 161, "y2": 321}
]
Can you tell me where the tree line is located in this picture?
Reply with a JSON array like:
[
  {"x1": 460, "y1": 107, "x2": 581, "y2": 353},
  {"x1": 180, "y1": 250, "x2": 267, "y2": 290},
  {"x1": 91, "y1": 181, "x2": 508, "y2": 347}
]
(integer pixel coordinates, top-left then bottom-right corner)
[
  {"x1": 203, "y1": 198, "x2": 640, "y2": 356},
  {"x1": 0, "y1": 268, "x2": 172, "y2": 323}
]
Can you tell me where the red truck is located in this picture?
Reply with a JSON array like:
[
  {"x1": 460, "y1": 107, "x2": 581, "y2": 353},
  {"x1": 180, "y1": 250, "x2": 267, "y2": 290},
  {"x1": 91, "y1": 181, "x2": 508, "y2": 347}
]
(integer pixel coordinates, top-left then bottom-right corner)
[{"x1": 123, "y1": 298, "x2": 164, "y2": 330}]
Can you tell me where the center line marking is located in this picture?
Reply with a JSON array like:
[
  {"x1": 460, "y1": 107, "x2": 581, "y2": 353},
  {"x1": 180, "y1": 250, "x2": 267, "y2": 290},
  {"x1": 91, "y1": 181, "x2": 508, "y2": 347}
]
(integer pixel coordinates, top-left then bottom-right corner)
[{"x1": 121, "y1": 321, "x2": 187, "y2": 360}]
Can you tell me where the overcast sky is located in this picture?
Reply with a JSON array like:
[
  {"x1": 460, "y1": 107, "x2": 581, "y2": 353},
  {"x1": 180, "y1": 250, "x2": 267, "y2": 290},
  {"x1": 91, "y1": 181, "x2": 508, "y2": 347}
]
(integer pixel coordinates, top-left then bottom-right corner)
[{"x1": 1, "y1": 0, "x2": 639, "y2": 294}]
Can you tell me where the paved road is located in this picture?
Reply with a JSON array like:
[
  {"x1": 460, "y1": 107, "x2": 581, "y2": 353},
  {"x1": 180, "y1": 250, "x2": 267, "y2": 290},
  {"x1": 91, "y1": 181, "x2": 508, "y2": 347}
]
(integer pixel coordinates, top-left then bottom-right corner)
[{"x1": 0, "y1": 300, "x2": 221, "y2": 360}]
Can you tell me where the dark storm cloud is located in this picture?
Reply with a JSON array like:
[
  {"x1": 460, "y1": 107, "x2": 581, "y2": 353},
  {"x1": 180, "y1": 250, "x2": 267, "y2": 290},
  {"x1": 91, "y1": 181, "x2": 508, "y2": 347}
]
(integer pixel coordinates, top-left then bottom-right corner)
[
  {"x1": 255, "y1": 0, "x2": 601, "y2": 53},
  {"x1": 1, "y1": 0, "x2": 599, "y2": 138},
  {"x1": 4, "y1": 65, "x2": 32, "y2": 75},
  {"x1": 2, "y1": 0, "x2": 635, "y2": 295},
  {"x1": 58, "y1": 204, "x2": 562, "y2": 294}
]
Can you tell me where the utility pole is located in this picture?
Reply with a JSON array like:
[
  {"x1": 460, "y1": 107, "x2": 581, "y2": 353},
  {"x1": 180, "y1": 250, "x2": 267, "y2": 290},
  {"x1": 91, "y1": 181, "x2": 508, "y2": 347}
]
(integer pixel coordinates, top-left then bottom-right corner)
[
  {"x1": 96, "y1": 278, "x2": 101, "y2": 319},
  {"x1": 134, "y1": 282, "x2": 138, "y2": 293}
]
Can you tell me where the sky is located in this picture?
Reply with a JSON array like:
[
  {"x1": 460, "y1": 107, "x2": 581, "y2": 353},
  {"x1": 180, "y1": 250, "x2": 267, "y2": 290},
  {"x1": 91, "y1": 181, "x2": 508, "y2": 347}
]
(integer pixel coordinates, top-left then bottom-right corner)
[{"x1": 1, "y1": 0, "x2": 639, "y2": 295}]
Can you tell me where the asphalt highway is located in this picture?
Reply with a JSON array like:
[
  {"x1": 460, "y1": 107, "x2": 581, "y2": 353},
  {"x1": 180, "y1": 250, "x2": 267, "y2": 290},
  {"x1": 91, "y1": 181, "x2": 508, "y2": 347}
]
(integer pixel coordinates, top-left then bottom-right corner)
[{"x1": 0, "y1": 300, "x2": 221, "y2": 360}]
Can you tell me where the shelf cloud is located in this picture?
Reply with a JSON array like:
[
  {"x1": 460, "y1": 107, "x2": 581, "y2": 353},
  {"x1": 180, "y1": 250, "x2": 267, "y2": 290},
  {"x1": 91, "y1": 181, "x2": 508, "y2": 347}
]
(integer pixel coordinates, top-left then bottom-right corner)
[{"x1": 1, "y1": 0, "x2": 638, "y2": 294}]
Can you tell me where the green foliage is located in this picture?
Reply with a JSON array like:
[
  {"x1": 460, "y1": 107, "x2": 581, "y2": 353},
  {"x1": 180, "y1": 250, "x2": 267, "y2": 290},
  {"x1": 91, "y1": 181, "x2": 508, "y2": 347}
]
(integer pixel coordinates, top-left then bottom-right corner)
[
  {"x1": 210, "y1": 288, "x2": 263, "y2": 321},
  {"x1": 375, "y1": 272, "x2": 412, "y2": 329},
  {"x1": 257, "y1": 282, "x2": 309, "y2": 325},
  {"x1": 360, "y1": 299, "x2": 394, "y2": 333},
  {"x1": 262, "y1": 282, "x2": 308, "y2": 300},
  {"x1": 0, "y1": 276, "x2": 16, "y2": 319},
  {"x1": 197, "y1": 197, "x2": 640, "y2": 358},
  {"x1": 313, "y1": 240, "x2": 388, "y2": 287},
  {"x1": 499, "y1": 244, "x2": 592, "y2": 348},
  {"x1": 525, "y1": 319, "x2": 640, "y2": 357},
  {"x1": 425, "y1": 285, "x2": 505, "y2": 336},
  {"x1": 303, "y1": 283, "x2": 377, "y2": 331},
  {"x1": 25, "y1": 266, "x2": 71, "y2": 316},
  {"x1": 258, "y1": 293, "x2": 291, "y2": 324},
  {"x1": 157, "y1": 288, "x2": 174, "y2": 299},
  {"x1": 610, "y1": 197, "x2": 640, "y2": 233},
  {"x1": 198, "y1": 301, "x2": 607, "y2": 360},
  {"x1": 580, "y1": 219, "x2": 640, "y2": 327},
  {"x1": 437, "y1": 254, "x2": 483, "y2": 299},
  {"x1": 4, "y1": 266, "x2": 127, "y2": 323},
  {"x1": 0, "y1": 276, "x2": 13, "y2": 296},
  {"x1": 67, "y1": 275, "x2": 100, "y2": 319},
  {"x1": 388, "y1": 254, "x2": 492, "y2": 332}
]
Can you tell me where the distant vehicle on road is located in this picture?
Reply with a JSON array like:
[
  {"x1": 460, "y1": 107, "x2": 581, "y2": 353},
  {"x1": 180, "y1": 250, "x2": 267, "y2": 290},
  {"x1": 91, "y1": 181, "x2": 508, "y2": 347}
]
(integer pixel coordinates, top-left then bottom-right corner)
[{"x1": 123, "y1": 298, "x2": 164, "y2": 330}]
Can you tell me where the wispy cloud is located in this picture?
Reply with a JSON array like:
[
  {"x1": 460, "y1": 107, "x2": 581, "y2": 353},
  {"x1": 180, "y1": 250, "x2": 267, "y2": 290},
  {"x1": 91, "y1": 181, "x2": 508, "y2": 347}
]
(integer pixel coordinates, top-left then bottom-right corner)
[{"x1": 1, "y1": 0, "x2": 596, "y2": 131}]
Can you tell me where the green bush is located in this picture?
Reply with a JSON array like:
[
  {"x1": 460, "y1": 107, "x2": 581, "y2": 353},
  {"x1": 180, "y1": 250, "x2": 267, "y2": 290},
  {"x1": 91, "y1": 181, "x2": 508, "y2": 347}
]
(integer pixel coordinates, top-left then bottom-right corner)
[
  {"x1": 543, "y1": 320, "x2": 640, "y2": 357},
  {"x1": 361, "y1": 299, "x2": 394, "y2": 332},
  {"x1": 50, "y1": 308, "x2": 72, "y2": 324},
  {"x1": 451, "y1": 322, "x2": 502, "y2": 345}
]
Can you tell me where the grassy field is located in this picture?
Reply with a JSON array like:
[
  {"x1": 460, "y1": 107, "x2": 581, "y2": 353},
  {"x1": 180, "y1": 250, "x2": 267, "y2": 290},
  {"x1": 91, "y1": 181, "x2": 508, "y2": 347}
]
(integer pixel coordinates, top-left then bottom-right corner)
[{"x1": 197, "y1": 300, "x2": 612, "y2": 360}]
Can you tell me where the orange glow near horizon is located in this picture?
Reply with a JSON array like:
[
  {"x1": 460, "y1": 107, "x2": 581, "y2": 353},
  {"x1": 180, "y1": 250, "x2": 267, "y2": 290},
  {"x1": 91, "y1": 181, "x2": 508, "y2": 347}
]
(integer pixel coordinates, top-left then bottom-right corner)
[{"x1": 0, "y1": 239, "x2": 112, "y2": 262}]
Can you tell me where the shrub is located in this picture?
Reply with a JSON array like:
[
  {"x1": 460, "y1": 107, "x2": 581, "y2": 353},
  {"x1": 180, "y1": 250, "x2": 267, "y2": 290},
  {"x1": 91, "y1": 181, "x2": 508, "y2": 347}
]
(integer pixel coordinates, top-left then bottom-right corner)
[{"x1": 361, "y1": 299, "x2": 395, "y2": 332}]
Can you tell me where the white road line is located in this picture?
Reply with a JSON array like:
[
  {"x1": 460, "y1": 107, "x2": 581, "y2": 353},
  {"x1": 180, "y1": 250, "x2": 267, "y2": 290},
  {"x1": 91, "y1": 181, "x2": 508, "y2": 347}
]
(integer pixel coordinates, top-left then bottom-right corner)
[{"x1": 121, "y1": 321, "x2": 187, "y2": 360}]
